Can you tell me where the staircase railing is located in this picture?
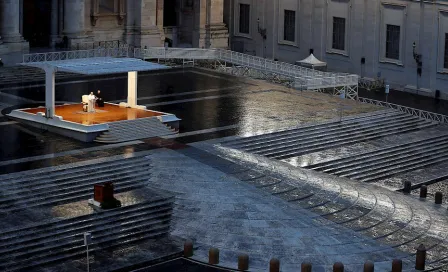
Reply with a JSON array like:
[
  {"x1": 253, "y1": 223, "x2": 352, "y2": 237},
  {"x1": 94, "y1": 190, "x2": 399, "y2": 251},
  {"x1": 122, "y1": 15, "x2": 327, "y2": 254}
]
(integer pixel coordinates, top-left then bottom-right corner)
[{"x1": 358, "y1": 97, "x2": 448, "y2": 124}]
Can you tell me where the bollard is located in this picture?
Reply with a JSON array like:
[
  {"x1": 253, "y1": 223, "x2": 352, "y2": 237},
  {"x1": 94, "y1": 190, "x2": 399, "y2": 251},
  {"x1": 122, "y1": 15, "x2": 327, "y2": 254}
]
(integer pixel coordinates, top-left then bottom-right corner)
[
  {"x1": 333, "y1": 262, "x2": 344, "y2": 272},
  {"x1": 435, "y1": 192, "x2": 443, "y2": 204},
  {"x1": 364, "y1": 261, "x2": 374, "y2": 272},
  {"x1": 415, "y1": 244, "x2": 426, "y2": 270},
  {"x1": 238, "y1": 254, "x2": 249, "y2": 271},
  {"x1": 391, "y1": 259, "x2": 402, "y2": 272},
  {"x1": 269, "y1": 258, "x2": 280, "y2": 272},
  {"x1": 183, "y1": 240, "x2": 193, "y2": 257},
  {"x1": 420, "y1": 186, "x2": 427, "y2": 199},
  {"x1": 301, "y1": 262, "x2": 312, "y2": 272},
  {"x1": 403, "y1": 181, "x2": 412, "y2": 194},
  {"x1": 208, "y1": 248, "x2": 219, "y2": 265}
]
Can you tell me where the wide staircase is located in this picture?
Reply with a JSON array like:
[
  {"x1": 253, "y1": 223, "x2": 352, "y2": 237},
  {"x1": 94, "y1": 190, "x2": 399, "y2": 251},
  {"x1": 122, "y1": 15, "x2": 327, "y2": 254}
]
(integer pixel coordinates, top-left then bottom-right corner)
[
  {"x1": 95, "y1": 117, "x2": 178, "y2": 143},
  {"x1": 222, "y1": 110, "x2": 437, "y2": 160},
  {"x1": 0, "y1": 154, "x2": 174, "y2": 271},
  {"x1": 0, "y1": 155, "x2": 151, "y2": 212},
  {"x1": 305, "y1": 133, "x2": 448, "y2": 182}
]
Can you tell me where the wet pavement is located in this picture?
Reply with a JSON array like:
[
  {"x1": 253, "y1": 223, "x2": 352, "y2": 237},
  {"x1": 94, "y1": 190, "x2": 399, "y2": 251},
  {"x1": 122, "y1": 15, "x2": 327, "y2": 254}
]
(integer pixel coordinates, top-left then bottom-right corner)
[
  {"x1": 0, "y1": 68, "x2": 377, "y2": 173},
  {"x1": 1, "y1": 67, "x2": 448, "y2": 271}
]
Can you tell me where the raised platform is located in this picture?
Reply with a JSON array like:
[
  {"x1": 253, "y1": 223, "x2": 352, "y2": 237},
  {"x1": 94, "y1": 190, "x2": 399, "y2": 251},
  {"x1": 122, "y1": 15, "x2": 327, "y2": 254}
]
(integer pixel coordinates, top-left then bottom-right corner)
[
  {"x1": 7, "y1": 103, "x2": 180, "y2": 142},
  {"x1": 19, "y1": 103, "x2": 164, "y2": 125}
]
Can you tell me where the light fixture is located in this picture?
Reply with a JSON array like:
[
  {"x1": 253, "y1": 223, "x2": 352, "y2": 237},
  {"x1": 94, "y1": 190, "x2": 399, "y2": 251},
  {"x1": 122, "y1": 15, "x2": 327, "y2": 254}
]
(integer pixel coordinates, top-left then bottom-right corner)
[
  {"x1": 413, "y1": 42, "x2": 422, "y2": 76},
  {"x1": 257, "y1": 18, "x2": 267, "y2": 40}
]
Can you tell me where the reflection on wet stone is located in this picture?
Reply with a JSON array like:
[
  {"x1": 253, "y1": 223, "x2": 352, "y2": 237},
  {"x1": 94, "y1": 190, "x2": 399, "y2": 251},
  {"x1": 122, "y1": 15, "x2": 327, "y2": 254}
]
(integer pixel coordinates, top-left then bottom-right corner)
[{"x1": 3, "y1": 66, "x2": 448, "y2": 271}]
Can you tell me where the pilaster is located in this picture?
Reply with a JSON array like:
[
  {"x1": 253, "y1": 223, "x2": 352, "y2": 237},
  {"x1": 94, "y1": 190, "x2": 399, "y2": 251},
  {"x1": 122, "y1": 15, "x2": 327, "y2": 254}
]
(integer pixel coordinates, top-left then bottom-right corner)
[
  {"x1": 0, "y1": 0, "x2": 28, "y2": 52},
  {"x1": 197, "y1": 0, "x2": 228, "y2": 49},
  {"x1": 133, "y1": 0, "x2": 164, "y2": 48},
  {"x1": 63, "y1": 0, "x2": 91, "y2": 48}
]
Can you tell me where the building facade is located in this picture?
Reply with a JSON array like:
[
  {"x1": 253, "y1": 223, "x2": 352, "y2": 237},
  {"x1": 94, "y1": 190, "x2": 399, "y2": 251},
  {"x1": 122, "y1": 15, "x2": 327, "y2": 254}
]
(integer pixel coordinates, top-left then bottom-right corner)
[
  {"x1": 225, "y1": 0, "x2": 448, "y2": 98},
  {"x1": 0, "y1": 0, "x2": 228, "y2": 54}
]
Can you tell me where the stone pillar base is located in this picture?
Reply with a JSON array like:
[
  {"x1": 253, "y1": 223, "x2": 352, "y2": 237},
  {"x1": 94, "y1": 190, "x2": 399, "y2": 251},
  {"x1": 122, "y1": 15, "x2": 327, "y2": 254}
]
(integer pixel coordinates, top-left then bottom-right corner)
[
  {"x1": 63, "y1": 34, "x2": 93, "y2": 50},
  {"x1": 197, "y1": 24, "x2": 229, "y2": 49},
  {"x1": 0, "y1": 40, "x2": 29, "y2": 53},
  {"x1": 209, "y1": 23, "x2": 229, "y2": 49},
  {"x1": 133, "y1": 27, "x2": 164, "y2": 48}
]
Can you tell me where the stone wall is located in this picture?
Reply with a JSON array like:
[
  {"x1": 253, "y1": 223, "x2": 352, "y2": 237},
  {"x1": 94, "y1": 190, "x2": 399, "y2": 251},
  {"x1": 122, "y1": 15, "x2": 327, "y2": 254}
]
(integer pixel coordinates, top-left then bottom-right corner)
[{"x1": 229, "y1": 0, "x2": 448, "y2": 98}]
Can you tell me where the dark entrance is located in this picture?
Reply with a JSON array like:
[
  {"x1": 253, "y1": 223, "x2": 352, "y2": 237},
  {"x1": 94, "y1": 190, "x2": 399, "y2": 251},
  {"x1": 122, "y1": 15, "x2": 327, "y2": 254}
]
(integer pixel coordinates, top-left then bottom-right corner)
[
  {"x1": 163, "y1": 0, "x2": 177, "y2": 27},
  {"x1": 23, "y1": 0, "x2": 51, "y2": 47}
]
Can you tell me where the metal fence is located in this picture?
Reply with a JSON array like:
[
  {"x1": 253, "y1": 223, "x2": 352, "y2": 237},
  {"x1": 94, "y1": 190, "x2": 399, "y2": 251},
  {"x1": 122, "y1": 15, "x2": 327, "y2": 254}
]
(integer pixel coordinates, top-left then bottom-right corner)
[
  {"x1": 135, "y1": 47, "x2": 359, "y2": 89},
  {"x1": 75, "y1": 40, "x2": 123, "y2": 50},
  {"x1": 22, "y1": 48, "x2": 131, "y2": 63},
  {"x1": 358, "y1": 97, "x2": 448, "y2": 124}
]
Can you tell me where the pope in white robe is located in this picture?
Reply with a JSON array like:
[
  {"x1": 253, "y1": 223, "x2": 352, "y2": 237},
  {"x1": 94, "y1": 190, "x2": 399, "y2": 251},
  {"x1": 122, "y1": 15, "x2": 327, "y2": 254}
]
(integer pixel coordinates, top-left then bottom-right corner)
[{"x1": 88, "y1": 92, "x2": 97, "y2": 112}]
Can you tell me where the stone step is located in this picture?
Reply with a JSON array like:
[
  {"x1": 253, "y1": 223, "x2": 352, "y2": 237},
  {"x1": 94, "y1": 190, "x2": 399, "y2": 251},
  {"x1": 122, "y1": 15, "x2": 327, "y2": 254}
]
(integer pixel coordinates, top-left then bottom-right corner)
[
  {"x1": 0, "y1": 172, "x2": 150, "y2": 211},
  {"x1": 0, "y1": 205, "x2": 173, "y2": 255},
  {"x1": 352, "y1": 154, "x2": 448, "y2": 182},
  {"x1": 261, "y1": 118, "x2": 428, "y2": 158},
  {"x1": 341, "y1": 148, "x2": 448, "y2": 179},
  {"x1": 0, "y1": 161, "x2": 150, "y2": 194},
  {"x1": 326, "y1": 140, "x2": 448, "y2": 175},
  {"x1": 2, "y1": 183, "x2": 145, "y2": 213},
  {"x1": 246, "y1": 115, "x2": 416, "y2": 153},
  {"x1": 270, "y1": 122, "x2": 436, "y2": 160},
  {"x1": 308, "y1": 134, "x2": 448, "y2": 171},
  {"x1": 95, "y1": 118, "x2": 177, "y2": 143},
  {"x1": 0, "y1": 196, "x2": 174, "y2": 239},
  {"x1": 0, "y1": 168, "x2": 151, "y2": 204},
  {"x1": 0, "y1": 221, "x2": 171, "y2": 271},
  {"x1": 225, "y1": 111, "x2": 405, "y2": 148},
  {"x1": 0, "y1": 155, "x2": 149, "y2": 183}
]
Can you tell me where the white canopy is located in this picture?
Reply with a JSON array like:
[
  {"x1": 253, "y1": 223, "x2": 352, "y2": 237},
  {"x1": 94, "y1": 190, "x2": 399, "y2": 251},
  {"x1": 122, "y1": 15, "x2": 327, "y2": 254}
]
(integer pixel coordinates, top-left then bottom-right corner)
[
  {"x1": 296, "y1": 54, "x2": 327, "y2": 67},
  {"x1": 22, "y1": 57, "x2": 169, "y2": 75}
]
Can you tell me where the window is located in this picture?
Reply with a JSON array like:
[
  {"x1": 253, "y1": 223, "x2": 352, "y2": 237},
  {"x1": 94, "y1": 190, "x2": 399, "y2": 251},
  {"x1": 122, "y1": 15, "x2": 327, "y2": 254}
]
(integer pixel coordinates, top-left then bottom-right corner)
[
  {"x1": 444, "y1": 33, "x2": 448, "y2": 69},
  {"x1": 386, "y1": 24, "x2": 400, "y2": 60},
  {"x1": 284, "y1": 10, "x2": 296, "y2": 42},
  {"x1": 332, "y1": 17, "x2": 345, "y2": 50},
  {"x1": 99, "y1": 0, "x2": 115, "y2": 13},
  {"x1": 239, "y1": 4, "x2": 250, "y2": 34}
]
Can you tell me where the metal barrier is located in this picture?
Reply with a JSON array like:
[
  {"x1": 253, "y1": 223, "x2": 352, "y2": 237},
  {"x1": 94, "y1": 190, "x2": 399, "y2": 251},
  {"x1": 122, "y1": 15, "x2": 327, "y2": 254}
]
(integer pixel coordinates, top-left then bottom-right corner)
[
  {"x1": 22, "y1": 48, "x2": 131, "y2": 63},
  {"x1": 358, "y1": 97, "x2": 448, "y2": 124},
  {"x1": 76, "y1": 40, "x2": 123, "y2": 50},
  {"x1": 134, "y1": 47, "x2": 359, "y2": 97}
]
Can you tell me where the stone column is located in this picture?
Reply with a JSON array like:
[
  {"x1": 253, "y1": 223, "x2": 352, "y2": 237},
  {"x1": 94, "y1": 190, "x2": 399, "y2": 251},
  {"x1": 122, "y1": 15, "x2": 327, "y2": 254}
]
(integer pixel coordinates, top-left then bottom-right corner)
[
  {"x1": 209, "y1": 0, "x2": 228, "y2": 48},
  {"x1": 19, "y1": 0, "x2": 23, "y2": 36},
  {"x1": 50, "y1": 0, "x2": 59, "y2": 47},
  {"x1": 196, "y1": 0, "x2": 228, "y2": 48},
  {"x1": 59, "y1": 0, "x2": 64, "y2": 35},
  {"x1": 0, "y1": 0, "x2": 28, "y2": 53},
  {"x1": 0, "y1": 0, "x2": 25, "y2": 43},
  {"x1": 157, "y1": 0, "x2": 164, "y2": 28},
  {"x1": 63, "y1": 0, "x2": 87, "y2": 47},
  {"x1": 135, "y1": 0, "x2": 164, "y2": 48}
]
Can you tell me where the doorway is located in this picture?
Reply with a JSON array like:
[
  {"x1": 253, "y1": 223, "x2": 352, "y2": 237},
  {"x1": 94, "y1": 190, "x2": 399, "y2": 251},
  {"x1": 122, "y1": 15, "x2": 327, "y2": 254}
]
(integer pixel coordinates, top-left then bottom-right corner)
[{"x1": 23, "y1": 0, "x2": 51, "y2": 48}]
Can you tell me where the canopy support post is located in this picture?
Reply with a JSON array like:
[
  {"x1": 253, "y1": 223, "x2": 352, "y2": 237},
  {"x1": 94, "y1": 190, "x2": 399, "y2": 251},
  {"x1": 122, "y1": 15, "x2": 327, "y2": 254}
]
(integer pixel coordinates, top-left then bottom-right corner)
[
  {"x1": 127, "y1": 71, "x2": 138, "y2": 107},
  {"x1": 44, "y1": 66, "x2": 56, "y2": 118}
]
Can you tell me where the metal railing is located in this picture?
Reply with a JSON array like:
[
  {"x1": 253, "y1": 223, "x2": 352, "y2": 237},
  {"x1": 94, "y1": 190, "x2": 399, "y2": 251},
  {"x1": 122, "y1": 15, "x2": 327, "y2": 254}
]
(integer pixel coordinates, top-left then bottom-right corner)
[
  {"x1": 358, "y1": 97, "x2": 448, "y2": 123},
  {"x1": 76, "y1": 40, "x2": 123, "y2": 50},
  {"x1": 134, "y1": 47, "x2": 359, "y2": 88},
  {"x1": 22, "y1": 48, "x2": 131, "y2": 63}
]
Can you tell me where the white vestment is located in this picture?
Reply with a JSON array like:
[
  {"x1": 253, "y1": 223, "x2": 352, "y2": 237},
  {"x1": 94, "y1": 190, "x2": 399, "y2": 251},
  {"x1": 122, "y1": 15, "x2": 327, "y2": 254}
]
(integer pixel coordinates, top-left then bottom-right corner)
[{"x1": 88, "y1": 94, "x2": 96, "y2": 112}]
